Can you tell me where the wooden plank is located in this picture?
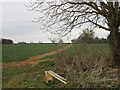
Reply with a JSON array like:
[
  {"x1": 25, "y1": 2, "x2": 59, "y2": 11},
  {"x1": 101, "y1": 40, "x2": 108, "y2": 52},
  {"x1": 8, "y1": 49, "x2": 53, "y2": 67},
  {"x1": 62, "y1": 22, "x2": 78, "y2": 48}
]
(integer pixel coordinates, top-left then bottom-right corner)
[
  {"x1": 45, "y1": 70, "x2": 68, "y2": 84},
  {"x1": 48, "y1": 71, "x2": 68, "y2": 84},
  {"x1": 48, "y1": 70, "x2": 67, "y2": 81}
]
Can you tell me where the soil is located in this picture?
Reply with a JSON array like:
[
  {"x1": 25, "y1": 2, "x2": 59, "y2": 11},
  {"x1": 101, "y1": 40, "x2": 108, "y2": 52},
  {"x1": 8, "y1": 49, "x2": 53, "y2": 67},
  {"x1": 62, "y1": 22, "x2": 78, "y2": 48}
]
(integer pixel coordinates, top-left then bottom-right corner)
[{"x1": 3, "y1": 44, "x2": 72, "y2": 68}]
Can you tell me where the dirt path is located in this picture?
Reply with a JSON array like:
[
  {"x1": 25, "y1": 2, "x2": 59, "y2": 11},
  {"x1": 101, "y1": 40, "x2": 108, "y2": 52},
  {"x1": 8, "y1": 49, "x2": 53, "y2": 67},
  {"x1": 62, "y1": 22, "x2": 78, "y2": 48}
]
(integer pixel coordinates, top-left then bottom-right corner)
[{"x1": 3, "y1": 44, "x2": 72, "y2": 68}]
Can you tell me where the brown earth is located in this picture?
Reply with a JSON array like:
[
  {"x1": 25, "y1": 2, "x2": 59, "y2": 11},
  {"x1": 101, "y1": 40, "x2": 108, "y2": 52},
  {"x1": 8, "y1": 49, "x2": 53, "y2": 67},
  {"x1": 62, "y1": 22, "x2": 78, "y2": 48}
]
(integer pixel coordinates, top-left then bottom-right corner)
[{"x1": 3, "y1": 44, "x2": 72, "y2": 68}]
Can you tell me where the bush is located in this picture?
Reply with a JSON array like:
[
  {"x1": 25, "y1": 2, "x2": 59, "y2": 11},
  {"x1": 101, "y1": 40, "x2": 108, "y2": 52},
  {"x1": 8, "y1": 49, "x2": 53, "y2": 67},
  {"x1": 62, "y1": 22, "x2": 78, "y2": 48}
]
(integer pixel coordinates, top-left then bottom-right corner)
[{"x1": 54, "y1": 44, "x2": 118, "y2": 88}]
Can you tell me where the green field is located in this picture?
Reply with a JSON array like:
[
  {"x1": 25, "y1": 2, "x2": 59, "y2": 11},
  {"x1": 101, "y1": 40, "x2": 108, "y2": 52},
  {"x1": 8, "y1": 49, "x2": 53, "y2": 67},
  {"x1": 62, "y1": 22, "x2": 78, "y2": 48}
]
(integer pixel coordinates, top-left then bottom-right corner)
[
  {"x1": 41, "y1": 44, "x2": 109, "y2": 60},
  {"x1": 3, "y1": 44, "x2": 118, "y2": 88},
  {"x1": 2, "y1": 44, "x2": 109, "y2": 63},
  {"x1": 59, "y1": 44, "x2": 109, "y2": 55},
  {"x1": 2, "y1": 44, "x2": 66, "y2": 63}
]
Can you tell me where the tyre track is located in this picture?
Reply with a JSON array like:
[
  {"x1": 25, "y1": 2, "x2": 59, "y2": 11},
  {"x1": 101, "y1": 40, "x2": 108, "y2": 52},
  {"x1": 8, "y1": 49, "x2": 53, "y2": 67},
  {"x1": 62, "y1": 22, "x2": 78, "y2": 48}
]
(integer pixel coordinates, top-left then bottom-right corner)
[{"x1": 3, "y1": 44, "x2": 72, "y2": 68}]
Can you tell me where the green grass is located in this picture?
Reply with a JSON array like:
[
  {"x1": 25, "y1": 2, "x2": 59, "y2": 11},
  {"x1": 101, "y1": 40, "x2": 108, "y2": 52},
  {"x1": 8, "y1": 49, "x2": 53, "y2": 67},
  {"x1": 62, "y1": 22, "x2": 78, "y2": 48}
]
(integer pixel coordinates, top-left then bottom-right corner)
[
  {"x1": 41, "y1": 44, "x2": 109, "y2": 60},
  {"x1": 63, "y1": 44, "x2": 109, "y2": 55},
  {"x1": 2, "y1": 61, "x2": 57, "y2": 88},
  {"x1": 2, "y1": 44, "x2": 109, "y2": 63},
  {"x1": 2, "y1": 44, "x2": 67, "y2": 63}
]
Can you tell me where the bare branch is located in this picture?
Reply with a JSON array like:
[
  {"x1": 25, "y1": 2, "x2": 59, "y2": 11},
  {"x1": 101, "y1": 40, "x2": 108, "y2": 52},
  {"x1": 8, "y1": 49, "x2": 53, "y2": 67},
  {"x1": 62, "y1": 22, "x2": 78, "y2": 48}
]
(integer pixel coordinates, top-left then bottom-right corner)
[{"x1": 27, "y1": 0, "x2": 120, "y2": 36}]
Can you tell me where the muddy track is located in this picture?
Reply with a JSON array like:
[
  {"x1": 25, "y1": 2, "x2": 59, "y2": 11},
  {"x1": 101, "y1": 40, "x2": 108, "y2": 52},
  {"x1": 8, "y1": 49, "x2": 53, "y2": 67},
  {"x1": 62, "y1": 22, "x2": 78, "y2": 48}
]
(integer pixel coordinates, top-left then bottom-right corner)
[{"x1": 3, "y1": 44, "x2": 72, "y2": 68}]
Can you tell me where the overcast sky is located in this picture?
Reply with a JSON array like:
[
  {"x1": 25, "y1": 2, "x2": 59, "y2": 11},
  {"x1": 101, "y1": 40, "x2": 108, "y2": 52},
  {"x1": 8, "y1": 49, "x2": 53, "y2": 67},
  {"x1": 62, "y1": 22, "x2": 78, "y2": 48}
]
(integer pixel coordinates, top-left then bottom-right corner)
[{"x1": 1, "y1": 0, "x2": 110, "y2": 43}]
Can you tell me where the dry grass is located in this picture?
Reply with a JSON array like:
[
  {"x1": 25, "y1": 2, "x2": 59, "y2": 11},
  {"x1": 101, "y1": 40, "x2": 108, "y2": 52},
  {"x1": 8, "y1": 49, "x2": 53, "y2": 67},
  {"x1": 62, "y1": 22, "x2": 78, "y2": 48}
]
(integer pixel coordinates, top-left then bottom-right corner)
[{"x1": 54, "y1": 44, "x2": 119, "y2": 88}]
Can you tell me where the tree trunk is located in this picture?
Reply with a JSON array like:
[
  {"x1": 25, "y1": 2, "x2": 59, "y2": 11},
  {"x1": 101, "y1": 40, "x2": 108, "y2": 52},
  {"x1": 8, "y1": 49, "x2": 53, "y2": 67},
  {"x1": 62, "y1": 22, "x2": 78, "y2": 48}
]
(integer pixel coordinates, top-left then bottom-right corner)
[{"x1": 109, "y1": 28, "x2": 120, "y2": 68}]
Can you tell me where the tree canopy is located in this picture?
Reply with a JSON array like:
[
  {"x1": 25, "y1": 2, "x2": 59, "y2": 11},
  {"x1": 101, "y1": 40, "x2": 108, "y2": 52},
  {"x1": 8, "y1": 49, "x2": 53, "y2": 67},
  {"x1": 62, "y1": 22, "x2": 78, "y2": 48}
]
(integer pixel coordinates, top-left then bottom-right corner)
[{"x1": 28, "y1": 0, "x2": 120, "y2": 35}]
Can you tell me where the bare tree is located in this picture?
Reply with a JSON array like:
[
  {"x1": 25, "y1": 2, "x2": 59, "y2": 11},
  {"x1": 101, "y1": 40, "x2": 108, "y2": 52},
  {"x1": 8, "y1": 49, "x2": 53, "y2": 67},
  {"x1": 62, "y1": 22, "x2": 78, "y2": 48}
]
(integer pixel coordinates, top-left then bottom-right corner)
[
  {"x1": 28, "y1": 0, "x2": 120, "y2": 68},
  {"x1": 48, "y1": 37, "x2": 57, "y2": 43},
  {"x1": 59, "y1": 39, "x2": 63, "y2": 43},
  {"x1": 72, "y1": 28, "x2": 95, "y2": 43}
]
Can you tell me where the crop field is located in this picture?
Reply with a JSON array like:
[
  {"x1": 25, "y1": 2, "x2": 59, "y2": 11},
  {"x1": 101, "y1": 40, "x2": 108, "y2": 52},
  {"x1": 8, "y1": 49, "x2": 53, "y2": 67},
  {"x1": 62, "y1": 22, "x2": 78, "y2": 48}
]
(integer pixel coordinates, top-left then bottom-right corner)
[
  {"x1": 2, "y1": 44, "x2": 67, "y2": 63},
  {"x1": 2, "y1": 44, "x2": 109, "y2": 63},
  {"x1": 41, "y1": 44, "x2": 109, "y2": 60},
  {"x1": 2, "y1": 44, "x2": 118, "y2": 88}
]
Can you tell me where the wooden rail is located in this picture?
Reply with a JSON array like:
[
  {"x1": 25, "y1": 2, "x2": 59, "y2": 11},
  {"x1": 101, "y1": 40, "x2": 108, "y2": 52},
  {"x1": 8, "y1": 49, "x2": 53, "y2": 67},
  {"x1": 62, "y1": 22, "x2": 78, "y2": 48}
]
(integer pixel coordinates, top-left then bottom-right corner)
[{"x1": 45, "y1": 70, "x2": 68, "y2": 84}]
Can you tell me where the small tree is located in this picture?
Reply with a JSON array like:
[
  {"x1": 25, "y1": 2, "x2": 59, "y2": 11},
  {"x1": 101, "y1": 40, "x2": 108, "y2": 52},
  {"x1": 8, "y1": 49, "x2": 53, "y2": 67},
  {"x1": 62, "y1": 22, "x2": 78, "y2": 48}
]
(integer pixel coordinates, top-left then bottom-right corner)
[
  {"x1": 59, "y1": 39, "x2": 63, "y2": 43},
  {"x1": 80, "y1": 28, "x2": 95, "y2": 43},
  {"x1": 71, "y1": 29, "x2": 95, "y2": 43},
  {"x1": 48, "y1": 37, "x2": 57, "y2": 43}
]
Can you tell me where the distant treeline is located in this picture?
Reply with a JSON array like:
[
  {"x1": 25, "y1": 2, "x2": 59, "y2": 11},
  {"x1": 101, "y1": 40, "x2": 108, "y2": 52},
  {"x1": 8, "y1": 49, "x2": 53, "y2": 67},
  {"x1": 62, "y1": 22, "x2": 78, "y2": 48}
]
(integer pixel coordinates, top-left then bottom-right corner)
[
  {"x1": 71, "y1": 29, "x2": 109, "y2": 44},
  {"x1": 1, "y1": 38, "x2": 14, "y2": 44},
  {"x1": 16, "y1": 42, "x2": 71, "y2": 44},
  {"x1": 71, "y1": 37, "x2": 108, "y2": 44},
  {"x1": 1, "y1": 29, "x2": 109, "y2": 45}
]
